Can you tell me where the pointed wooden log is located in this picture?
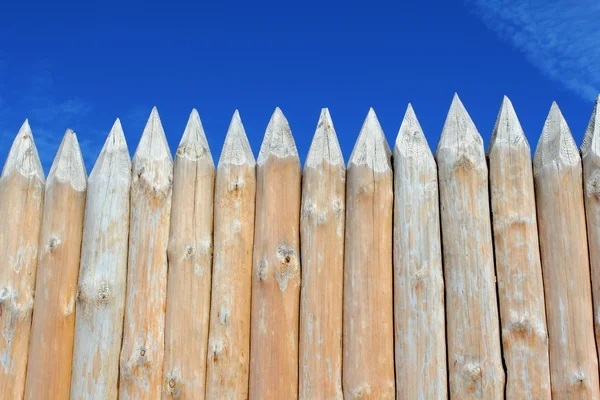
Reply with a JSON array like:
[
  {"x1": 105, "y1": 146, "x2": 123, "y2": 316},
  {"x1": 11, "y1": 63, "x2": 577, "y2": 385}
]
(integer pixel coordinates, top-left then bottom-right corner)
[
  {"x1": 70, "y1": 119, "x2": 131, "y2": 400},
  {"x1": 205, "y1": 111, "x2": 256, "y2": 399},
  {"x1": 299, "y1": 109, "x2": 345, "y2": 400},
  {"x1": 249, "y1": 108, "x2": 301, "y2": 399},
  {"x1": 534, "y1": 102, "x2": 600, "y2": 398},
  {"x1": 24, "y1": 129, "x2": 87, "y2": 400},
  {"x1": 393, "y1": 105, "x2": 446, "y2": 399},
  {"x1": 582, "y1": 95, "x2": 600, "y2": 370},
  {"x1": 162, "y1": 109, "x2": 215, "y2": 399},
  {"x1": 487, "y1": 97, "x2": 551, "y2": 398},
  {"x1": 435, "y1": 94, "x2": 504, "y2": 398},
  {"x1": 343, "y1": 108, "x2": 395, "y2": 399},
  {"x1": 0, "y1": 120, "x2": 45, "y2": 399},
  {"x1": 119, "y1": 107, "x2": 173, "y2": 399}
]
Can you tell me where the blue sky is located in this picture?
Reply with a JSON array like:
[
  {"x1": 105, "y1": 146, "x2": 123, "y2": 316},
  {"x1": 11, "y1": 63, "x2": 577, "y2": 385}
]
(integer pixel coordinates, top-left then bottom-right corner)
[{"x1": 0, "y1": 0, "x2": 597, "y2": 173}]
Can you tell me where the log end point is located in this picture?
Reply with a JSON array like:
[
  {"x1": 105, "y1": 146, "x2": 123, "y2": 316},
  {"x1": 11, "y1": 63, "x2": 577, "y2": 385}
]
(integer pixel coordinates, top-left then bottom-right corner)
[
  {"x1": 581, "y1": 94, "x2": 600, "y2": 159},
  {"x1": 487, "y1": 95, "x2": 529, "y2": 154},
  {"x1": 533, "y1": 102, "x2": 580, "y2": 174},
  {"x1": 133, "y1": 106, "x2": 173, "y2": 165},
  {"x1": 394, "y1": 103, "x2": 434, "y2": 165},
  {"x1": 305, "y1": 108, "x2": 344, "y2": 169},
  {"x1": 257, "y1": 107, "x2": 299, "y2": 165},
  {"x1": 218, "y1": 109, "x2": 255, "y2": 167},
  {"x1": 47, "y1": 129, "x2": 87, "y2": 191},
  {"x1": 1, "y1": 118, "x2": 45, "y2": 182},
  {"x1": 89, "y1": 118, "x2": 132, "y2": 181},
  {"x1": 176, "y1": 108, "x2": 214, "y2": 165},
  {"x1": 349, "y1": 107, "x2": 391, "y2": 172}
]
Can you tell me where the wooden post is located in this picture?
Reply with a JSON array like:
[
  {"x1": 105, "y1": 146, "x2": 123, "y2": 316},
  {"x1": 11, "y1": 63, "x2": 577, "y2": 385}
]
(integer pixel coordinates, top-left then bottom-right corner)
[
  {"x1": 249, "y1": 107, "x2": 301, "y2": 399},
  {"x1": 163, "y1": 109, "x2": 215, "y2": 399},
  {"x1": 487, "y1": 96, "x2": 551, "y2": 398},
  {"x1": 534, "y1": 102, "x2": 600, "y2": 398},
  {"x1": 435, "y1": 94, "x2": 504, "y2": 398},
  {"x1": 299, "y1": 109, "x2": 345, "y2": 400},
  {"x1": 582, "y1": 95, "x2": 600, "y2": 368},
  {"x1": 0, "y1": 120, "x2": 45, "y2": 399},
  {"x1": 343, "y1": 108, "x2": 395, "y2": 399},
  {"x1": 205, "y1": 110, "x2": 256, "y2": 399},
  {"x1": 119, "y1": 107, "x2": 173, "y2": 399},
  {"x1": 70, "y1": 120, "x2": 131, "y2": 399},
  {"x1": 393, "y1": 105, "x2": 446, "y2": 399},
  {"x1": 24, "y1": 129, "x2": 87, "y2": 400}
]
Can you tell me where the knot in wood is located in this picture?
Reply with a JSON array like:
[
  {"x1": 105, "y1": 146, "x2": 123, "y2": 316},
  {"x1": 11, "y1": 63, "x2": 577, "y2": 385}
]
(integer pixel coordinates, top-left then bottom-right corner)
[
  {"x1": 47, "y1": 237, "x2": 60, "y2": 252},
  {"x1": 258, "y1": 258, "x2": 268, "y2": 281},
  {"x1": 275, "y1": 245, "x2": 299, "y2": 291},
  {"x1": 165, "y1": 369, "x2": 182, "y2": 396},
  {"x1": 95, "y1": 281, "x2": 112, "y2": 307},
  {"x1": 586, "y1": 171, "x2": 600, "y2": 197},
  {"x1": 184, "y1": 245, "x2": 196, "y2": 260},
  {"x1": 463, "y1": 363, "x2": 482, "y2": 381}
]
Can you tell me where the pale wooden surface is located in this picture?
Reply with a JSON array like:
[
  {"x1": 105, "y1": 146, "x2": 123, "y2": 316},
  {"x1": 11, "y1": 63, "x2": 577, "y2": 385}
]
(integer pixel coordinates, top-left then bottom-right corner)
[
  {"x1": 299, "y1": 109, "x2": 345, "y2": 400},
  {"x1": 534, "y1": 102, "x2": 600, "y2": 399},
  {"x1": 0, "y1": 121, "x2": 45, "y2": 399},
  {"x1": 70, "y1": 120, "x2": 131, "y2": 400},
  {"x1": 162, "y1": 109, "x2": 215, "y2": 399},
  {"x1": 119, "y1": 108, "x2": 173, "y2": 400},
  {"x1": 488, "y1": 97, "x2": 551, "y2": 399},
  {"x1": 581, "y1": 95, "x2": 600, "y2": 368},
  {"x1": 205, "y1": 111, "x2": 256, "y2": 399},
  {"x1": 24, "y1": 130, "x2": 87, "y2": 400},
  {"x1": 435, "y1": 95, "x2": 504, "y2": 398},
  {"x1": 343, "y1": 109, "x2": 395, "y2": 399},
  {"x1": 249, "y1": 108, "x2": 302, "y2": 399},
  {"x1": 393, "y1": 105, "x2": 446, "y2": 400}
]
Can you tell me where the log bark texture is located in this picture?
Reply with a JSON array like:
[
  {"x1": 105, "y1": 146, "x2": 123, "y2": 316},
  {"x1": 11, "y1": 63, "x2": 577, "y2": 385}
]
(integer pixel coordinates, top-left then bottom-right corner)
[
  {"x1": 299, "y1": 109, "x2": 345, "y2": 400},
  {"x1": 0, "y1": 121, "x2": 45, "y2": 399}
]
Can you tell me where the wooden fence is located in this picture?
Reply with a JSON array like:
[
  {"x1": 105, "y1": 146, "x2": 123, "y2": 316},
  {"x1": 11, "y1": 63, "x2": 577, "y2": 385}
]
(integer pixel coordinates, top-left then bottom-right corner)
[{"x1": 1, "y1": 93, "x2": 600, "y2": 399}]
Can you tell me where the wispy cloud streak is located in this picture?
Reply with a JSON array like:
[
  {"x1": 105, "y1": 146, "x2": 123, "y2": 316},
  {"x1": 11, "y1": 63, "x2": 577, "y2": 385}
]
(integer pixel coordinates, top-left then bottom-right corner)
[{"x1": 465, "y1": 0, "x2": 600, "y2": 100}]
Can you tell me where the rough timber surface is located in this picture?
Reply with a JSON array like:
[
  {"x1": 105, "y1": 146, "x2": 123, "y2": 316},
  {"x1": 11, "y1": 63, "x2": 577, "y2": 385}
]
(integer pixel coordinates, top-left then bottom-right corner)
[
  {"x1": 343, "y1": 109, "x2": 395, "y2": 399},
  {"x1": 299, "y1": 109, "x2": 345, "y2": 400},
  {"x1": 393, "y1": 105, "x2": 447, "y2": 400},
  {"x1": 0, "y1": 120, "x2": 45, "y2": 399},
  {"x1": 435, "y1": 95, "x2": 504, "y2": 398},
  {"x1": 249, "y1": 108, "x2": 302, "y2": 399},
  {"x1": 119, "y1": 108, "x2": 173, "y2": 400},
  {"x1": 70, "y1": 120, "x2": 131, "y2": 400},
  {"x1": 24, "y1": 130, "x2": 87, "y2": 400},
  {"x1": 205, "y1": 111, "x2": 256, "y2": 399},
  {"x1": 535, "y1": 103, "x2": 599, "y2": 399}
]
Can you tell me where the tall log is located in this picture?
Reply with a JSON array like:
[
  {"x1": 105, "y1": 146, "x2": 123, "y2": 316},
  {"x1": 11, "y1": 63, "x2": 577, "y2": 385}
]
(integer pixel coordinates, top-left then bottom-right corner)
[
  {"x1": 205, "y1": 111, "x2": 256, "y2": 399},
  {"x1": 119, "y1": 107, "x2": 173, "y2": 399},
  {"x1": 534, "y1": 102, "x2": 600, "y2": 399},
  {"x1": 487, "y1": 97, "x2": 551, "y2": 398},
  {"x1": 24, "y1": 129, "x2": 87, "y2": 400},
  {"x1": 299, "y1": 109, "x2": 345, "y2": 400},
  {"x1": 393, "y1": 105, "x2": 446, "y2": 399},
  {"x1": 163, "y1": 109, "x2": 215, "y2": 399},
  {"x1": 582, "y1": 95, "x2": 600, "y2": 368},
  {"x1": 435, "y1": 94, "x2": 504, "y2": 398},
  {"x1": 249, "y1": 108, "x2": 301, "y2": 399},
  {"x1": 343, "y1": 108, "x2": 395, "y2": 399},
  {"x1": 0, "y1": 120, "x2": 45, "y2": 399},
  {"x1": 70, "y1": 120, "x2": 131, "y2": 399}
]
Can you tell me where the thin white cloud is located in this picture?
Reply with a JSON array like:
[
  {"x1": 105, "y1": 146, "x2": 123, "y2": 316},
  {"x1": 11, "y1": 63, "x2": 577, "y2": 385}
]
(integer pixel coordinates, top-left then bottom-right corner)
[{"x1": 465, "y1": 0, "x2": 600, "y2": 100}]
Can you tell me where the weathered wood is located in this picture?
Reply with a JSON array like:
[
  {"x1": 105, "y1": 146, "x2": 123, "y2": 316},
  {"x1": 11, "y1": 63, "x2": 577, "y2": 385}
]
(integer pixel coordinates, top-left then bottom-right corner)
[
  {"x1": 70, "y1": 119, "x2": 131, "y2": 400},
  {"x1": 435, "y1": 94, "x2": 504, "y2": 398},
  {"x1": 343, "y1": 108, "x2": 395, "y2": 399},
  {"x1": 487, "y1": 96, "x2": 551, "y2": 399},
  {"x1": 299, "y1": 109, "x2": 345, "y2": 400},
  {"x1": 0, "y1": 120, "x2": 45, "y2": 399},
  {"x1": 162, "y1": 109, "x2": 215, "y2": 399},
  {"x1": 24, "y1": 129, "x2": 87, "y2": 400},
  {"x1": 534, "y1": 102, "x2": 599, "y2": 399},
  {"x1": 249, "y1": 108, "x2": 301, "y2": 399},
  {"x1": 393, "y1": 105, "x2": 446, "y2": 400},
  {"x1": 582, "y1": 95, "x2": 600, "y2": 370},
  {"x1": 205, "y1": 110, "x2": 256, "y2": 399},
  {"x1": 119, "y1": 107, "x2": 173, "y2": 399}
]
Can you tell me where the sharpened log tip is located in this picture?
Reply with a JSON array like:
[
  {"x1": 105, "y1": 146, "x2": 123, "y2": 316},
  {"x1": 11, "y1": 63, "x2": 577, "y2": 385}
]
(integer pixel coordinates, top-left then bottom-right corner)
[
  {"x1": 349, "y1": 108, "x2": 391, "y2": 172},
  {"x1": 581, "y1": 95, "x2": 600, "y2": 159},
  {"x1": 257, "y1": 107, "x2": 299, "y2": 165},
  {"x1": 394, "y1": 103, "x2": 434, "y2": 164},
  {"x1": 219, "y1": 109, "x2": 255, "y2": 167},
  {"x1": 1, "y1": 118, "x2": 45, "y2": 181},
  {"x1": 533, "y1": 102, "x2": 579, "y2": 174},
  {"x1": 487, "y1": 95, "x2": 529, "y2": 154},
  {"x1": 305, "y1": 108, "x2": 344, "y2": 169}
]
